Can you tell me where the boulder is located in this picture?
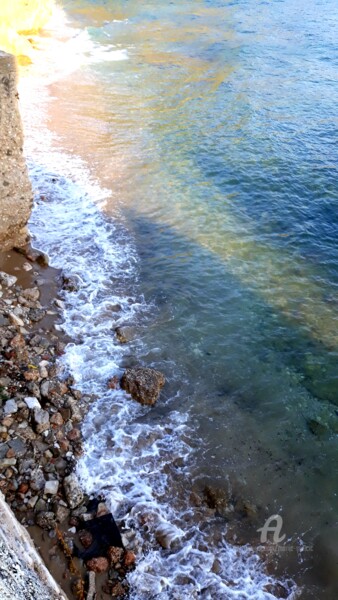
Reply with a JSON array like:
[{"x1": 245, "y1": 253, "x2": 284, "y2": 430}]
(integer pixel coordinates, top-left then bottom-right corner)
[{"x1": 120, "y1": 367, "x2": 165, "y2": 406}]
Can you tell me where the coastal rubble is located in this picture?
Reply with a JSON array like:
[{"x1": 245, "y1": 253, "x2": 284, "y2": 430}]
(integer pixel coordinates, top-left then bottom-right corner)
[{"x1": 0, "y1": 261, "x2": 136, "y2": 598}]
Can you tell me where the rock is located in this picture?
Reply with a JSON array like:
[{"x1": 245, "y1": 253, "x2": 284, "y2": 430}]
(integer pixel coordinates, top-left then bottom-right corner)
[
  {"x1": 8, "y1": 438, "x2": 26, "y2": 457},
  {"x1": 22, "y1": 288, "x2": 40, "y2": 302},
  {"x1": 111, "y1": 582, "x2": 127, "y2": 598},
  {"x1": 4, "y1": 399, "x2": 18, "y2": 415},
  {"x1": 86, "y1": 557, "x2": 109, "y2": 573},
  {"x1": 96, "y1": 502, "x2": 109, "y2": 518},
  {"x1": 54, "y1": 504, "x2": 70, "y2": 523},
  {"x1": 108, "y1": 546, "x2": 124, "y2": 565},
  {"x1": 30, "y1": 468, "x2": 46, "y2": 492},
  {"x1": 107, "y1": 375, "x2": 119, "y2": 390},
  {"x1": 120, "y1": 367, "x2": 165, "y2": 406},
  {"x1": 24, "y1": 396, "x2": 41, "y2": 410},
  {"x1": 61, "y1": 274, "x2": 81, "y2": 292},
  {"x1": 67, "y1": 428, "x2": 81, "y2": 442},
  {"x1": 115, "y1": 326, "x2": 135, "y2": 344},
  {"x1": 35, "y1": 511, "x2": 56, "y2": 530},
  {"x1": 0, "y1": 272, "x2": 17, "y2": 287},
  {"x1": 27, "y1": 495, "x2": 38, "y2": 509},
  {"x1": 50, "y1": 412, "x2": 64, "y2": 427},
  {"x1": 63, "y1": 473, "x2": 84, "y2": 509},
  {"x1": 0, "y1": 458, "x2": 17, "y2": 469},
  {"x1": 33, "y1": 408, "x2": 50, "y2": 433},
  {"x1": 78, "y1": 529, "x2": 93, "y2": 549},
  {"x1": 8, "y1": 313, "x2": 25, "y2": 328},
  {"x1": 44, "y1": 480, "x2": 59, "y2": 495},
  {"x1": 124, "y1": 550, "x2": 136, "y2": 568}
]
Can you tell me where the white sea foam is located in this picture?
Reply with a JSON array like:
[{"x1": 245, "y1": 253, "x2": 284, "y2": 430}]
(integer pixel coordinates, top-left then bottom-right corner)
[{"x1": 17, "y1": 7, "x2": 299, "y2": 599}]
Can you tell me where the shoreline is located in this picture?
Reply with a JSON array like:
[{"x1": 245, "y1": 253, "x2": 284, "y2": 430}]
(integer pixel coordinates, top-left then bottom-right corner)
[{"x1": 0, "y1": 246, "x2": 136, "y2": 599}]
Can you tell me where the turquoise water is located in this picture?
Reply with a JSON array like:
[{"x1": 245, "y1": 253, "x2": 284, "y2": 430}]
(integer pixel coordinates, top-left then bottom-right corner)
[{"x1": 23, "y1": 0, "x2": 338, "y2": 597}]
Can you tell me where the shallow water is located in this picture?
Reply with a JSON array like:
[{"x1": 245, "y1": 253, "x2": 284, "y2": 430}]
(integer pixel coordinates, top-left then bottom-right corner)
[{"x1": 18, "y1": 0, "x2": 338, "y2": 598}]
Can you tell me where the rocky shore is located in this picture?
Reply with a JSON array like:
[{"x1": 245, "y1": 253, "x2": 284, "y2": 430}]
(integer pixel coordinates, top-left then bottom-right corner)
[{"x1": 0, "y1": 248, "x2": 137, "y2": 599}]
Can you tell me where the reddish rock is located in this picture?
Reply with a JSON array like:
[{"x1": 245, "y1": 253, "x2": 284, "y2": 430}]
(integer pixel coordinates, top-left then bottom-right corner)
[
  {"x1": 86, "y1": 557, "x2": 109, "y2": 573},
  {"x1": 124, "y1": 550, "x2": 136, "y2": 568},
  {"x1": 111, "y1": 582, "x2": 127, "y2": 598},
  {"x1": 67, "y1": 428, "x2": 81, "y2": 442},
  {"x1": 50, "y1": 412, "x2": 64, "y2": 427},
  {"x1": 6, "y1": 448, "x2": 15, "y2": 459},
  {"x1": 24, "y1": 370, "x2": 40, "y2": 382},
  {"x1": 107, "y1": 375, "x2": 119, "y2": 390},
  {"x1": 18, "y1": 482, "x2": 29, "y2": 494},
  {"x1": 120, "y1": 367, "x2": 165, "y2": 406},
  {"x1": 78, "y1": 529, "x2": 93, "y2": 549}
]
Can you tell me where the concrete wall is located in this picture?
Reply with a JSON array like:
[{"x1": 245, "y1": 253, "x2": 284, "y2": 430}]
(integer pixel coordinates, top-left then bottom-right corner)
[
  {"x1": 0, "y1": 493, "x2": 68, "y2": 600},
  {"x1": 0, "y1": 52, "x2": 32, "y2": 250}
]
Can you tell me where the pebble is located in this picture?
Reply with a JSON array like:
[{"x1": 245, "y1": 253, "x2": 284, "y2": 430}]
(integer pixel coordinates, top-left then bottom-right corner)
[
  {"x1": 44, "y1": 480, "x2": 59, "y2": 495},
  {"x1": 4, "y1": 400, "x2": 18, "y2": 415},
  {"x1": 35, "y1": 511, "x2": 56, "y2": 530},
  {"x1": 63, "y1": 473, "x2": 84, "y2": 509},
  {"x1": 24, "y1": 396, "x2": 41, "y2": 410},
  {"x1": 33, "y1": 408, "x2": 50, "y2": 434},
  {"x1": 0, "y1": 272, "x2": 17, "y2": 287},
  {"x1": 9, "y1": 313, "x2": 25, "y2": 328}
]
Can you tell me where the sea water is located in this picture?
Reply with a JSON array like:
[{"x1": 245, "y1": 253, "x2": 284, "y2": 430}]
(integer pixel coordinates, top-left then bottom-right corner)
[{"x1": 18, "y1": 1, "x2": 338, "y2": 598}]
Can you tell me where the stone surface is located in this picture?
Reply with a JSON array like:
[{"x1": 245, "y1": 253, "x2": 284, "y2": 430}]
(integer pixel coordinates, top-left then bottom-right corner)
[
  {"x1": 0, "y1": 54, "x2": 32, "y2": 250},
  {"x1": 3, "y1": 399, "x2": 18, "y2": 415},
  {"x1": 120, "y1": 367, "x2": 165, "y2": 406},
  {"x1": 44, "y1": 480, "x2": 59, "y2": 495},
  {"x1": 0, "y1": 272, "x2": 17, "y2": 287},
  {"x1": 63, "y1": 473, "x2": 84, "y2": 509},
  {"x1": 86, "y1": 556, "x2": 109, "y2": 573},
  {"x1": 24, "y1": 396, "x2": 41, "y2": 410},
  {"x1": 35, "y1": 511, "x2": 56, "y2": 530},
  {"x1": 33, "y1": 408, "x2": 50, "y2": 434}
]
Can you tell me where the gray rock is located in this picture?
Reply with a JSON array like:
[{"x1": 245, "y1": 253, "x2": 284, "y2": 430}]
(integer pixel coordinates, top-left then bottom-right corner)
[
  {"x1": 53, "y1": 504, "x2": 70, "y2": 524},
  {"x1": 8, "y1": 438, "x2": 27, "y2": 457},
  {"x1": 44, "y1": 480, "x2": 59, "y2": 496},
  {"x1": 121, "y1": 367, "x2": 165, "y2": 406},
  {"x1": 0, "y1": 272, "x2": 17, "y2": 287},
  {"x1": 4, "y1": 399, "x2": 18, "y2": 415},
  {"x1": 30, "y1": 468, "x2": 45, "y2": 492},
  {"x1": 33, "y1": 408, "x2": 50, "y2": 434},
  {"x1": 0, "y1": 444, "x2": 9, "y2": 459},
  {"x1": 24, "y1": 397, "x2": 41, "y2": 410},
  {"x1": 63, "y1": 473, "x2": 84, "y2": 509}
]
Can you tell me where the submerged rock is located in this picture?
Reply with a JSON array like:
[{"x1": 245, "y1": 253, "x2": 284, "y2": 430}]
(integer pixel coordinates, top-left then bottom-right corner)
[{"x1": 121, "y1": 367, "x2": 165, "y2": 406}]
